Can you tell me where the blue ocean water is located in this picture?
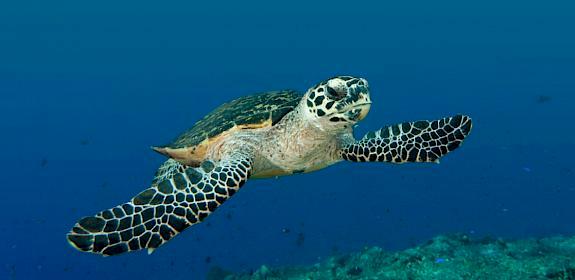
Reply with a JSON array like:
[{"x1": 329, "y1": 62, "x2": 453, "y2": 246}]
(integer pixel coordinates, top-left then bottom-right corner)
[{"x1": 1, "y1": 0, "x2": 574, "y2": 279}]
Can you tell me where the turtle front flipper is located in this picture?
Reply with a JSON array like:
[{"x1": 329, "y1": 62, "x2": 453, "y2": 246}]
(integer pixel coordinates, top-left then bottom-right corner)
[
  {"x1": 341, "y1": 115, "x2": 472, "y2": 163},
  {"x1": 67, "y1": 153, "x2": 253, "y2": 256}
]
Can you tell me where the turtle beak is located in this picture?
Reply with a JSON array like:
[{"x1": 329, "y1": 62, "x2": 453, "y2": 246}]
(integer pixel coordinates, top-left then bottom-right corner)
[
  {"x1": 357, "y1": 103, "x2": 371, "y2": 120},
  {"x1": 349, "y1": 102, "x2": 371, "y2": 121},
  {"x1": 346, "y1": 102, "x2": 371, "y2": 121},
  {"x1": 346, "y1": 89, "x2": 371, "y2": 121},
  {"x1": 347, "y1": 82, "x2": 371, "y2": 121}
]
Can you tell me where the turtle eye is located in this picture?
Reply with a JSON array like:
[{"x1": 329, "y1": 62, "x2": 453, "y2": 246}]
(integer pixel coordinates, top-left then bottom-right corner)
[{"x1": 325, "y1": 86, "x2": 347, "y2": 100}]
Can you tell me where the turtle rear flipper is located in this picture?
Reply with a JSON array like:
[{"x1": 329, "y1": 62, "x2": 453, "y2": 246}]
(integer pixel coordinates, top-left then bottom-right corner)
[
  {"x1": 67, "y1": 154, "x2": 252, "y2": 256},
  {"x1": 341, "y1": 115, "x2": 472, "y2": 163}
]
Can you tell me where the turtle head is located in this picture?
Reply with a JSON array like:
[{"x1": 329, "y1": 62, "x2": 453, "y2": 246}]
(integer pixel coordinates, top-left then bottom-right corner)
[{"x1": 303, "y1": 76, "x2": 371, "y2": 128}]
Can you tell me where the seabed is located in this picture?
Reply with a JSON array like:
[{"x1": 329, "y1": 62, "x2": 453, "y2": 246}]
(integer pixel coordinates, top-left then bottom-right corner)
[{"x1": 211, "y1": 234, "x2": 575, "y2": 280}]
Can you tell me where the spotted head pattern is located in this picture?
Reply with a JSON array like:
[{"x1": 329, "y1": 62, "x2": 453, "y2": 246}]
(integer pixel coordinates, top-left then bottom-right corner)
[{"x1": 304, "y1": 76, "x2": 372, "y2": 125}]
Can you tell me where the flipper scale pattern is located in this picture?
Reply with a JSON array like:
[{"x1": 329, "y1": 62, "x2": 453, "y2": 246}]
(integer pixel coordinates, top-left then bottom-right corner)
[
  {"x1": 342, "y1": 115, "x2": 472, "y2": 163},
  {"x1": 67, "y1": 154, "x2": 252, "y2": 256}
]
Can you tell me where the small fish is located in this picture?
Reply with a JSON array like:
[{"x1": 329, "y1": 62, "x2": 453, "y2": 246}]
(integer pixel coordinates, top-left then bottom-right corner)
[
  {"x1": 536, "y1": 95, "x2": 552, "y2": 104},
  {"x1": 8, "y1": 264, "x2": 16, "y2": 280},
  {"x1": 296, "y1": 232, "x2": 305, "y2": 247}
]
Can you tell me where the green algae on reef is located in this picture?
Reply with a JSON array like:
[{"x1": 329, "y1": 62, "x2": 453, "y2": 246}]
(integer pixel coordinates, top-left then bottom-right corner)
[{"x1": 214, "y1": 234, "x2": 575, "y2": 280}]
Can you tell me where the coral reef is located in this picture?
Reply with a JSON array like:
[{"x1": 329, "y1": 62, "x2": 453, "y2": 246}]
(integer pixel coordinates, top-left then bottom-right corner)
[{"x1": 213, "y1": 234, "x2": 575, "y2": 280}]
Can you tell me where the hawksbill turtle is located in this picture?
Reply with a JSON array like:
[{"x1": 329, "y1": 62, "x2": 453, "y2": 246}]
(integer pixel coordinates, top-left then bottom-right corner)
[{"x1": 67, "y1": 76, "x2": 473, "y2": 256}]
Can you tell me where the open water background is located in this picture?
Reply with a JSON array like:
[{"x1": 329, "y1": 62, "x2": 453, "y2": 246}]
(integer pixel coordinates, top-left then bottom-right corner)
[{"x1": 1, "y1": 0, "x2": 574, "y2": 279}]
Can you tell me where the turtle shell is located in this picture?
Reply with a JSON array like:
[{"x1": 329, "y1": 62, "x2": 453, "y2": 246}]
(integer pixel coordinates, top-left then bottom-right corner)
[{"x1": 153, "y1": 90, "x2": 302, "y2": 166}]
